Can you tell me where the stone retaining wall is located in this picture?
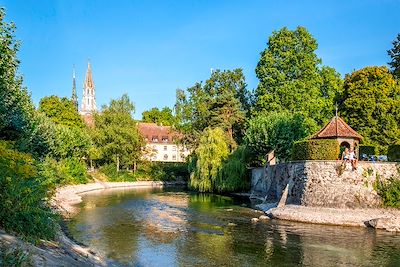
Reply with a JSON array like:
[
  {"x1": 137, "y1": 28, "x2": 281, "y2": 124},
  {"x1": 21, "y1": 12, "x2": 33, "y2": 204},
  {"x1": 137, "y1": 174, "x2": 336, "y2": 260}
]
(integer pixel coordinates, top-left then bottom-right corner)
[{"x1": 251, "y1": 161, "x2": 399, "y2": 208}]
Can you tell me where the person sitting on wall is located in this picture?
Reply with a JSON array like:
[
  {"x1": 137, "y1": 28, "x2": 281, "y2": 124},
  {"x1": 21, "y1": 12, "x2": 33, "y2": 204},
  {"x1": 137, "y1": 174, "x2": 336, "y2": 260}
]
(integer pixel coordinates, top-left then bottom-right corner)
[
  {"x1": 341, "y1": 147, "x2": 350, "y2": 163},
  {"x1": 349, "y1": 147, "x2": 358, "y2": 170}
]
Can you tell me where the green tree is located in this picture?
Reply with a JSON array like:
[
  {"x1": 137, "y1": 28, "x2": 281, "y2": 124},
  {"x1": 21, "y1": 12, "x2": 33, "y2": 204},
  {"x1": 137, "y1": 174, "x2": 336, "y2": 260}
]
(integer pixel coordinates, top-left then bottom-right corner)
[
  {"x1": 340, "y1": 66, "x2": 400, "y2": 152},
  {"x1": 189, "y1": 128, "x2": 229, "y2": 192},
  {"x1": 39, "y1": 95, "x2": 85, "y2": 128},
  {"x1": 254, "y1": 26, "x2": 342, "y2": 124},
  {"x1": 0, "y1": 8, "x2": 34, "y2": 140},
  {"x1": 388, "y1": 33, "x2": 400, "y2": 79},
  {"x1": 175, "y1": 69, "x2": 249, "y2": 149},
  {"x1": 92, "y1": 94, "x2": 143, "y2": 172},
  {"x1": 142, "y1": 106, "x2": 176, "y2": 126},
  {"x1": 244, "y1": 112, "x2": 317, "y2": 163}
]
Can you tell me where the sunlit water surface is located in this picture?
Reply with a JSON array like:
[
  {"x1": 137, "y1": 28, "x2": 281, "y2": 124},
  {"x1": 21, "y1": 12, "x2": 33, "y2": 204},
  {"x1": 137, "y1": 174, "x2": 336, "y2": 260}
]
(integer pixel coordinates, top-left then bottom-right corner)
[{"x1": 67, "y1": 188, "x2": 400, "y2": 267}]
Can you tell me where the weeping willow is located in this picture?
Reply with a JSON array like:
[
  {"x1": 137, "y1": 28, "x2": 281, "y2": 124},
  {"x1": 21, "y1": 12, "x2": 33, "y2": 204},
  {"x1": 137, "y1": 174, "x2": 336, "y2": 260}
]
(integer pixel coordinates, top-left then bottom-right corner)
[
  {"x1": 189, "y1": 128, "x2": 229, "y2": 192},
  {"x1": 216, "y1": 146, "x2": 250, "y2": 192}
]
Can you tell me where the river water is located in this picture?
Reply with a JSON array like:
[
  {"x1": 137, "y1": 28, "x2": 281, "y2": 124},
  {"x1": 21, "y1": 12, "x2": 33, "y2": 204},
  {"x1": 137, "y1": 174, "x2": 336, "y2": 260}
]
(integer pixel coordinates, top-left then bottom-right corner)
[{"x1": 67, "y1": 187, "x2": 400, "y2": 267}]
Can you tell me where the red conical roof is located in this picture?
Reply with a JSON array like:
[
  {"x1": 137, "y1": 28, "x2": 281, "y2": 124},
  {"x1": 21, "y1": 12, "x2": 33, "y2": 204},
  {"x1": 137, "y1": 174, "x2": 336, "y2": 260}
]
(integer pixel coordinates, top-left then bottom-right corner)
[{"x1": 312, "y1": 116, "x2": 362, "y2": 140}]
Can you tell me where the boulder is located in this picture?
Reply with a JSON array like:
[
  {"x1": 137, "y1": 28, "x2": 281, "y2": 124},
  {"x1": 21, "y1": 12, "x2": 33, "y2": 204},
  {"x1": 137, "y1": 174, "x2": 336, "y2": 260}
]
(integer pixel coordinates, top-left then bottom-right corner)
[{"x1": 367, "y1": 217, "x2": 400, "y2": 232}]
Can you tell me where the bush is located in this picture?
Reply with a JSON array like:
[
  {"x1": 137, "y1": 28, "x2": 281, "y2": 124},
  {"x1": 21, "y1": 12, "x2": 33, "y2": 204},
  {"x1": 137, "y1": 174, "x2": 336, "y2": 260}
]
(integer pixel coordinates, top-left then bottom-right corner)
[
  {"x1": 292, "y1": 139, "x2": 340, "y2": 160},
  {"x1": 0, "y1": 141, "x2": 58, "y2": 241},
  {"x1": 359, "y1": 145, "x2": 376, "y2": 156},
  {"x1": 99, "y1": 163, "x2": 136, "y2": 182},
  {"x1": 374, "y1": 176, "x2": 400, "y2": 208},
  {"x1": 39, "y1": 157, "x2": 89, "y2": 186},
  {"x1": 388, "y1": 143, "x2": 400, "y2": 162}
]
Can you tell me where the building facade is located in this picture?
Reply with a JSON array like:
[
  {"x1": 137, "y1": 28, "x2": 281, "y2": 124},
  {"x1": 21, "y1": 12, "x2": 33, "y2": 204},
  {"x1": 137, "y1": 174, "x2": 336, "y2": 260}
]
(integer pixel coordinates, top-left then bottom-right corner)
[{"x1": 138, "y1": 122, "x2": 191, "y2": 162}]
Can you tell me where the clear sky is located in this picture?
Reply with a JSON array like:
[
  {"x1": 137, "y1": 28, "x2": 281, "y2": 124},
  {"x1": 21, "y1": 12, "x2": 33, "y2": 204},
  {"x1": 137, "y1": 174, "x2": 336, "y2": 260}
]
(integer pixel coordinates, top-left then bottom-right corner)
[{"x1": 1, "y1": 0, "x2": 399, "y2": 119}]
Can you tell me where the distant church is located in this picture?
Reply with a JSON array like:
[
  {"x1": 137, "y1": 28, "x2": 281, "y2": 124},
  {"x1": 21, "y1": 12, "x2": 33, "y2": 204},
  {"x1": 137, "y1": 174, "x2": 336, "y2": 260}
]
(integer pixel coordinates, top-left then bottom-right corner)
[{"x1": 72, "y1": 62, "x2": 97, "y2": 126}]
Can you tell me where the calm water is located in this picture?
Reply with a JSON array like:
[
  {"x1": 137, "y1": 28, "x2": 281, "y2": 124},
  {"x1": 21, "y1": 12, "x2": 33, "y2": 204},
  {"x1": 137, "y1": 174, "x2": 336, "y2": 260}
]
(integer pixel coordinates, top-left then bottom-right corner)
[{"x1": 67, "y1": 188, "x2": 400, "y2": 267}]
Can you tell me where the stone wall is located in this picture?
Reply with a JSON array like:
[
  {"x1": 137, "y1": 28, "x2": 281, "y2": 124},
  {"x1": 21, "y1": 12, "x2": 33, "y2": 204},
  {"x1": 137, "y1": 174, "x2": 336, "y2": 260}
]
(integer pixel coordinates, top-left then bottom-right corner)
[{"x1": 251, "y1": 161, "x2": 399, "y2": 208}]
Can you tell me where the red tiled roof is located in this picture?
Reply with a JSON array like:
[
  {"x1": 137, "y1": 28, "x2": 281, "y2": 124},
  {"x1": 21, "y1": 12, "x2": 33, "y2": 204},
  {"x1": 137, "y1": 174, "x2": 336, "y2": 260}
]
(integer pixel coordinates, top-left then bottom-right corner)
[
  {"x1": 137, "y1": 122, "x2": 180, "y2": 144},
  {"x1": 311, "y1": 116, "x2": 362, "y2": 140}
]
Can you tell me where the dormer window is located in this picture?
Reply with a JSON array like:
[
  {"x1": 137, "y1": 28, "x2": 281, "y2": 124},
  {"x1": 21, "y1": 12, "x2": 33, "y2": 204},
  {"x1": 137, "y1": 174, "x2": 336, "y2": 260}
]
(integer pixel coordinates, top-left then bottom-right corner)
[
  {"x1": 152, "y1": 136, "x2": 158, "y2": 142},
  {"x1": 162, "y1": 136, "x2": 169, "y2": 143}
]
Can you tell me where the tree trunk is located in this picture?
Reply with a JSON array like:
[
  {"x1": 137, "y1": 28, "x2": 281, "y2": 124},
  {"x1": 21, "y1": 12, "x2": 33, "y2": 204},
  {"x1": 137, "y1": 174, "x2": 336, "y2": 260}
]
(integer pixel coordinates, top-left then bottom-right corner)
[
  {"x1": 133, "y1": 161, "x2": 137, "y2": 173},
  {"x1": 116, "y1": 155, "x2": 120, "y2": 172}
]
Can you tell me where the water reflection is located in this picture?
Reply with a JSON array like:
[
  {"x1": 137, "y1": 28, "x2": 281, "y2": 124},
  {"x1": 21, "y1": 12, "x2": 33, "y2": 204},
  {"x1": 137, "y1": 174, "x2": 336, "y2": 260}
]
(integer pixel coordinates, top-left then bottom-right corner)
[{"x1": 68, "y1": 188, "x2": 400, "y2": 266}]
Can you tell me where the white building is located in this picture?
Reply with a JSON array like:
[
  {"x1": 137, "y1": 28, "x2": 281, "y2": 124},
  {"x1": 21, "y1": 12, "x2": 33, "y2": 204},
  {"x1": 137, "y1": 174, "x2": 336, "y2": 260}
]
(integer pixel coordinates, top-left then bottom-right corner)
[{"x1": 138, "y1": 122, "x2": 191, "y2": 162}]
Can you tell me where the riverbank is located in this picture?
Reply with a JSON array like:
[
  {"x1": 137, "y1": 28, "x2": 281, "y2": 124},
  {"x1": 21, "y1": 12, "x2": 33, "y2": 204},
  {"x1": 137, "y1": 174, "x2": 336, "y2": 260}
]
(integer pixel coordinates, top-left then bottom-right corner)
[
  {"x1": 259, "y1": 204, "x2": 400, "y2": 232},
  {"x1": 1, "y1": 181, "x2": 185, "y2": 266}
]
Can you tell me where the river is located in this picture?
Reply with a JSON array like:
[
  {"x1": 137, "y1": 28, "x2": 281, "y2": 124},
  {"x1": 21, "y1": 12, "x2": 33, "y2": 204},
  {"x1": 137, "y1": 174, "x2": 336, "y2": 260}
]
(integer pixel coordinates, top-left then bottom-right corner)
[{"x1": 67, "y1": 187, "x2": 400, "y2": 266}]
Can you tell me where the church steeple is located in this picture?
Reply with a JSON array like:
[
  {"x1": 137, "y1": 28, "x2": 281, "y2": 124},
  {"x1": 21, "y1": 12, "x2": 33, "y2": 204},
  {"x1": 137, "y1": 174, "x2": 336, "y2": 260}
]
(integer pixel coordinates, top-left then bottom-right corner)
[
  {"x1": 81, "y1": 61, "x2": 97, "y2": 114},
  {"x1": 72, "y1": 66, "x2": 78, "y2": 111}
]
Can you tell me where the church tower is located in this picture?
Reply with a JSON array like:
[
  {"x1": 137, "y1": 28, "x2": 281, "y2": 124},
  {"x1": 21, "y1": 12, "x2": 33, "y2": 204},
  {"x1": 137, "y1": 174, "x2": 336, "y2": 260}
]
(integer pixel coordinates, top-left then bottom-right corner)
[
  {"x1": 81, "y1": 61, "x2": 97, "y2": 115},
  {"x1": 71, "y1": 66, "x2": 78, "y2": 111}
]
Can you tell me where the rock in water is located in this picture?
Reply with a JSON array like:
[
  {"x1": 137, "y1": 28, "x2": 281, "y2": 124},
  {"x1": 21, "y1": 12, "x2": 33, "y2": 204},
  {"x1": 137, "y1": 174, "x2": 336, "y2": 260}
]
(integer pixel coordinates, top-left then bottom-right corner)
[{"x1": 367, "y1": 217, "x2": 400, "y2": 232}]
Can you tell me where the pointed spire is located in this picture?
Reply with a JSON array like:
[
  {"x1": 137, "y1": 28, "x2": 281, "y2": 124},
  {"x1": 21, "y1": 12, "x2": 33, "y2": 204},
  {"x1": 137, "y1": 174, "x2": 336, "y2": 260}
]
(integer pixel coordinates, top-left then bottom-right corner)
[
  {"x1": 72, "y1": 65, "x2": 78, "y2": 111},
  {"x1": 84, "y1": 60, "x2": 94, "y2": 89}
]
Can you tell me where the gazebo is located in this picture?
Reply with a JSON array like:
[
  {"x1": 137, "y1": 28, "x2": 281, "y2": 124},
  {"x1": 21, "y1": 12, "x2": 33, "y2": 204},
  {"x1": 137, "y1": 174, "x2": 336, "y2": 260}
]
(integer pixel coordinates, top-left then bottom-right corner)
[{"x1": 311, "y1": 115, "x2": 363, "y2": 150}]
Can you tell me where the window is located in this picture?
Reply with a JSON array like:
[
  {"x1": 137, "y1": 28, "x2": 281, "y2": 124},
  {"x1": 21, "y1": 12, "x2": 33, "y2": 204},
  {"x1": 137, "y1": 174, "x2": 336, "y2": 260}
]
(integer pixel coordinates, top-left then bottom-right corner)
[
  {"x1": 172, "y1": 155, "x2": 177, "y2": 160},
  {"x1": 164, "y1": 146, "x2": 167, "y2": 151},
  {"x1": 152, "y1": 136, "x2": 158, "y2": 142},
  {"x1": 172, "y1": 146, "x2": 176, "y2": 151},
  {"x1": 163, "y1": 154, "x2": 168, "y2": 160},
  {"x1": 162, "y1": 136, "x2": 169, "y2": 143},
  {"x1": 152, "y1": 155, "x2": 157, "y2": 160}
]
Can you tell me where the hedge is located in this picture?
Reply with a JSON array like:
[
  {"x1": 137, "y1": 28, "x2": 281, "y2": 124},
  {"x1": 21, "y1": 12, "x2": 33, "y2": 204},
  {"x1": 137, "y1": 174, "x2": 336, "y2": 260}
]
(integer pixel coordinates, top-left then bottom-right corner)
[
  {"x1": 388, "y1": 144, "x2": 400, "y2": 162},
  {"x1": 359, "y1": 145, "x2": 376, "y2": 156},
  {"x1": 292, "y1": 139, "x2": 340, "y2": 160}
]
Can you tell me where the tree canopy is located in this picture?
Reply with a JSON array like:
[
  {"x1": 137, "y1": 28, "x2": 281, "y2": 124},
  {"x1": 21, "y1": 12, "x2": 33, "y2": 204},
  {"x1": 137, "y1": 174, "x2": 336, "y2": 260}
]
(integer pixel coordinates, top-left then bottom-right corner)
[
  {"x1": 175, "y1": 69, "x2": 250, "y2": 149},
  {"x1": 254, "y1": 26, "x2": 342, "y2": 125},
  {"x1": 142, "y1": 106, "x2": 176, "y2": 126},
  {"x1": 339, "y1": 66, "x2": 400, "y2": 152},
  {"x1": 388, "y1": 33, "x2": 400, "y2": 79},
  {"x1": 92, "y1": 94, "x2": 143, "y2": 171},
  {"x1": 39, "y1": 95, "x2": 85, "y2": 128}
]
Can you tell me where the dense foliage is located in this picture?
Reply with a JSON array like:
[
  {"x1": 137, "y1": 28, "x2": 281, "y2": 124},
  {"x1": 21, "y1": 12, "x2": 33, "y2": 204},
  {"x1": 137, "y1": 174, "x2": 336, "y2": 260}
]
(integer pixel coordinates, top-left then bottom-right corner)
[
  {"x1": 39, "y1": 95, "x2": 85, "y2": 128},
  {"x1": 91, "y1": 94, "x2": 143, "y2": 172},
  {"x1": 244, "y1": 112, "x2": 317, "y2": 163},
  {"x1": 292, "y1": 139, "x2": 340, "y2": 160},
  {"x1": 0, "y1": 141, "x2": 58, "y2": 241},
  {"x1": 339, "y1": 66, "x2": 400, "y2": 152},
  {"x1": 175, "y1": 69, "x2": 250, "y2": 149},
  {"x1": 189, "y1": 128, "x2": 230, "y2": 192},
  {"x1": 142, "y1": 106, "x2": 176, "y2": 126},
  {"x1": 254, "y1": 26, "x2": 342, "y2": 125},
  {"x1": 359, "y1": 145, "x2": 377, "y2": 157},
  {"x1": 374, "y1": 176, "x2": 400, "y2": 208}
]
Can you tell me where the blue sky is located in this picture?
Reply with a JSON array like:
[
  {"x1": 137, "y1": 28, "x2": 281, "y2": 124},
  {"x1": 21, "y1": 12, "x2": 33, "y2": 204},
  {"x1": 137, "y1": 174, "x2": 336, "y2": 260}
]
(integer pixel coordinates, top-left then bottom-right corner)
[{"x1": 1, "y1": 0, "x2": 399, "y2": 119}]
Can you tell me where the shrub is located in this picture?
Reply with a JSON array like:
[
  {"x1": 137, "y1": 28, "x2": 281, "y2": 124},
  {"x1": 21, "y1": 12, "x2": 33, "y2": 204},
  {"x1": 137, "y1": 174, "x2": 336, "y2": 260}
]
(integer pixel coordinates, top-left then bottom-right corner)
[
  {"x1": 39, "y1": 157, "x2": 89, "y2": 186},
  {"x1": 374, "y1": 176, "x2": 400, "y2": 208},
  {"x1": 388, "y1": 143, "x2": 400, "y2": 162},
  {"x1": 0, "y1": 141, "x2": 58, "y2": 241},
  {"x1": 292, "y1": 139, "x2": 340, "y2": 160},
  {"x1": 99, "y1": 163, "x2": 136, "y2": 182},
  {"x1": 359, "y1": 145, "x2": 376, "y2": 156}
]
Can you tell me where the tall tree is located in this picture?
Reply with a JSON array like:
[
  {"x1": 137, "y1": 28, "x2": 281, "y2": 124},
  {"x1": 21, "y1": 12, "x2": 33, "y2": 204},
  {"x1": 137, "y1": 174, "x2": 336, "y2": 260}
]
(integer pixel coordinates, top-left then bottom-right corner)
[
  {"x1": 339, "y1": 66, "x2": 400, "y2": 152},
  {"x1": 388, "y1": 33, "x2": 400, "y2": 79},
  {"x1": 92, "y1": 94, "x2": 143, "y2": 171},
  {"x1": 39, "y1": 96, "x2": 85, "y2": 128},
  {"x1": 0, "y1": 8, "x2": 34, "y2": 140},
  {"x1": 175, "y1": 69, "x2": 249, "y2": 149},
  {"x1": 142, "y1": 106, "x2": 176, "y2": 126},
  {"x1": 254, "y1": 26, "x2": 342, "y2": 124},
  {"x1": 189, "y1": 127, "x2": 229, "y2": 192}
]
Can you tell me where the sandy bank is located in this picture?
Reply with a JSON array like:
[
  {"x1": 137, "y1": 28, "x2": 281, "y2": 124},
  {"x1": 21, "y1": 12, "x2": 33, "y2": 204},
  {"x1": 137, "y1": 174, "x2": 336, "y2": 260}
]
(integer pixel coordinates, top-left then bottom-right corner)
[{"x1": 262, "y1": 204, "x2": 400, "y2": 232}]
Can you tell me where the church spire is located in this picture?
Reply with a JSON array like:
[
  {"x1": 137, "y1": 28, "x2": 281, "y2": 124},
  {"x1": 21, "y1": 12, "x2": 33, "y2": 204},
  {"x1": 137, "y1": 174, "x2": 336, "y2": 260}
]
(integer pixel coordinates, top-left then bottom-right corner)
[
  {"x1": 81, "y1": 60, "x2": 97, "y2": 114},
  {"x1": 72, "y1": 66, "x2": 78, "y2": 111}
]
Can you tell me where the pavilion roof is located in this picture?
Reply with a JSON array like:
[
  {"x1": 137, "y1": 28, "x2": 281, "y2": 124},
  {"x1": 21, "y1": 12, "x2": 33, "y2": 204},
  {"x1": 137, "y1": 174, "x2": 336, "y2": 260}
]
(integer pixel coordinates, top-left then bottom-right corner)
[{"x1": 311, "y1": 116, "x2": 362, "y2": 140}]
